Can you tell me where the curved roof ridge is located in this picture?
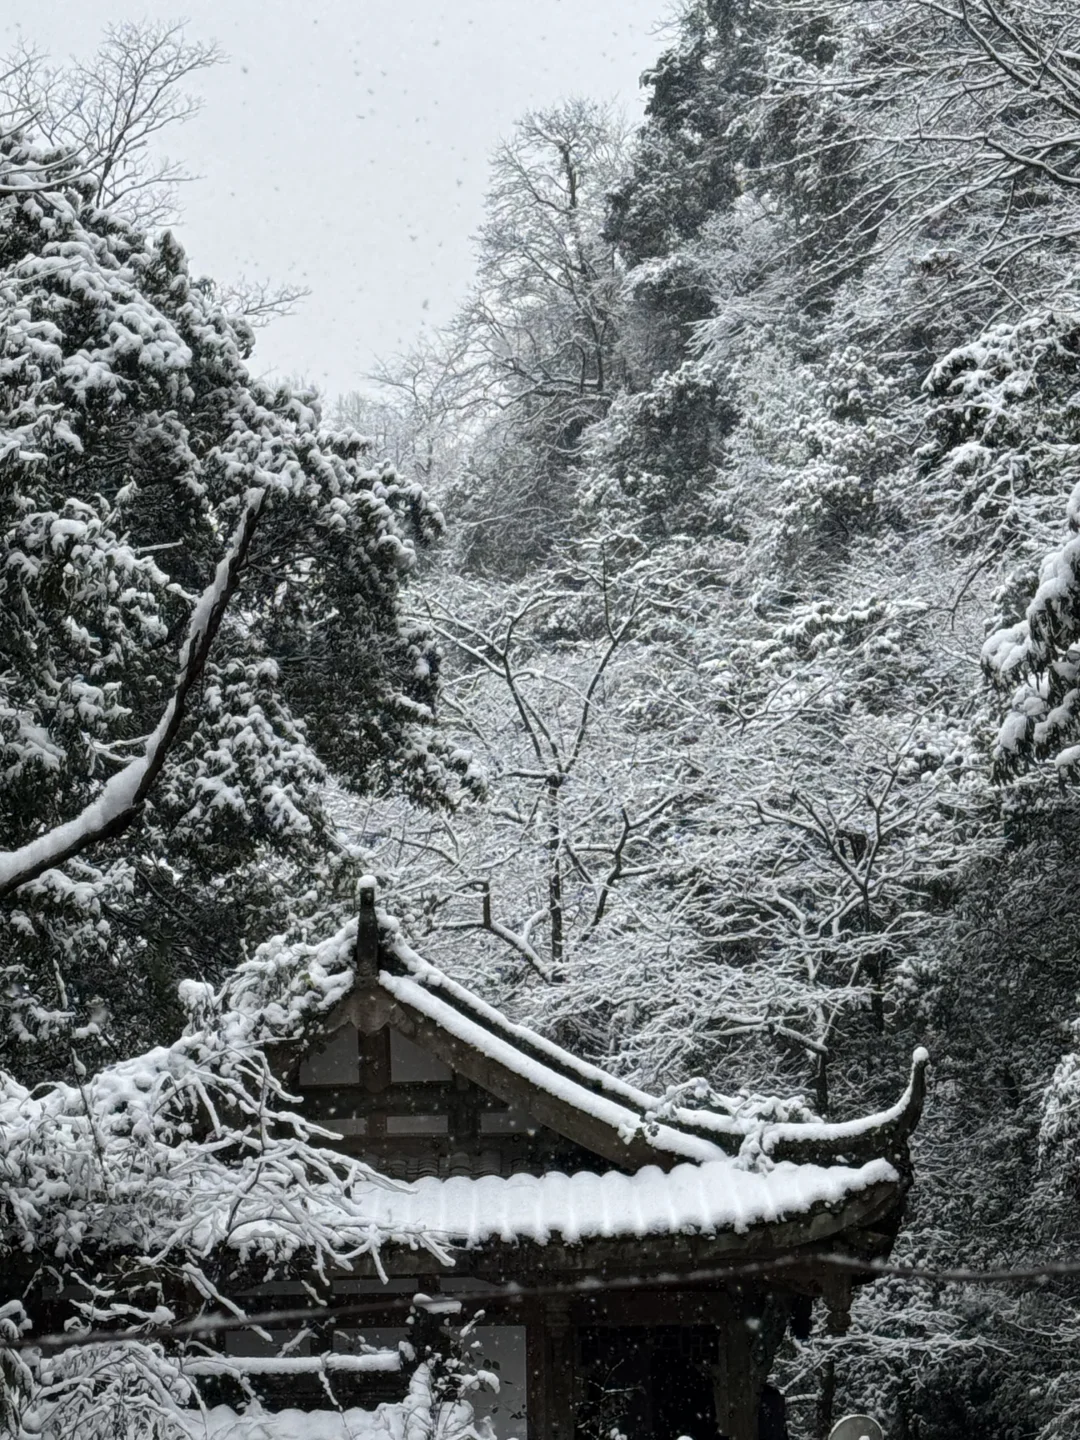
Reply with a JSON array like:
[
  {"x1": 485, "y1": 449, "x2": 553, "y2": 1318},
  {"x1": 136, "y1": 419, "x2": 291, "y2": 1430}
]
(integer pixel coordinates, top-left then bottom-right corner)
[
  {"x1": 385, "y1": 929, "x2": 676, "y2": 1111},
  {"x1": 761, "y1": 1048, "x2": 930, "y2": 1165},
  {"x1": 378, "y1": 920, "x2": 928, "y2": 1167}
]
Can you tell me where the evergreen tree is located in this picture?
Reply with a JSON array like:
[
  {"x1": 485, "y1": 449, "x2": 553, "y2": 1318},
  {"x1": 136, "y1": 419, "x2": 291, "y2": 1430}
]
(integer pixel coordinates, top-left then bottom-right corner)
[{"x1": 0, "y1": 131, "x2": 467, "y2": 1083}]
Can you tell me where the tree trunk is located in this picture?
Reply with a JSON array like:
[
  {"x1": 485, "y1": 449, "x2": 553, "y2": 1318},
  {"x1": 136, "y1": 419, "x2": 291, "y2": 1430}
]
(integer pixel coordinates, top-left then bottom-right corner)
[
  {"x1": 816, "y1": 1355, "x2": 836, "y2": 1440},
  {"x1": 547, "y1": 773, "x2": 564, "y2": 972}
]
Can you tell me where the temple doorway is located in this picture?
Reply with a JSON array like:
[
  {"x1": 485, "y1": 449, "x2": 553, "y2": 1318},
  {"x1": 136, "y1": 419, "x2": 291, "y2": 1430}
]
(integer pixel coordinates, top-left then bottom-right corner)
[{"x1": 577, "y1": 1326, "x2": 721, "y2": 1440}]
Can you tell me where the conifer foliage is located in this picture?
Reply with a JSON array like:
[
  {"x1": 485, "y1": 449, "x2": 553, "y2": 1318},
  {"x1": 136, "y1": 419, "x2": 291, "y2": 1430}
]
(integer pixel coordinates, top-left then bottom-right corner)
[{"x1": 0, "y1": 130, "x2": 461, "y2": 1083}]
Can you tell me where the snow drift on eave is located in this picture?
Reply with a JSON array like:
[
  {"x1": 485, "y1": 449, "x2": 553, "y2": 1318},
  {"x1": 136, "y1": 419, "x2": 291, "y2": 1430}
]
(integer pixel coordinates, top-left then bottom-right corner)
[{"x1": 350, "y1": 1154, "x2": 900, "y2": 1249}]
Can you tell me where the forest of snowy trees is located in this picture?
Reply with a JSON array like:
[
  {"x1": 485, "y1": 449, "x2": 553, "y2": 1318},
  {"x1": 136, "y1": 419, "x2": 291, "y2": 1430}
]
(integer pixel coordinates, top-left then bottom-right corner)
[{"x1": 5, "y1": 3, "x2": 1080, "y2": 1438}]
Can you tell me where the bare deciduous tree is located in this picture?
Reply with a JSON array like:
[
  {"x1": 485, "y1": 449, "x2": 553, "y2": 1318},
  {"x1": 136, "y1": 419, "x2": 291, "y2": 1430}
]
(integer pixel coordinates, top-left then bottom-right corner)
[{"x1": 1, "y1": 22, "x2": 221, "y2": 227}]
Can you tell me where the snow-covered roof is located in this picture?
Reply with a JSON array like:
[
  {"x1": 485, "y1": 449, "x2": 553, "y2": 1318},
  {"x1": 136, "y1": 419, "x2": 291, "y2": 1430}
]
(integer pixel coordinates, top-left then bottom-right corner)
[
  {"x1": 294, "y1": 890, "x2": 929, "y2": 1179},
  {"x1": 0, "y1": 894, "x2": 920, "y2": 1276},
  {"x1": 348, "y1": 1154, "x2": 900, "y2": 1250}
]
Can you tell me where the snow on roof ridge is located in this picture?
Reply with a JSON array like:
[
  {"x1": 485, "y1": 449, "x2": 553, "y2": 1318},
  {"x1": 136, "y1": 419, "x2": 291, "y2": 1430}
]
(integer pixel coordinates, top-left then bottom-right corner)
[
  {"x1": 380, "y1": 927, "x2": 926, "y2": 1158},
  {"x1": 654, "y1": 1047, "x2": 930, "y2": 1157},
  {"x1": 383, "y1": 929, "x2": 670, "y2": 1111},
  {"x1": 378, "y1": 965, "x2": 725, "y2": 1164}
]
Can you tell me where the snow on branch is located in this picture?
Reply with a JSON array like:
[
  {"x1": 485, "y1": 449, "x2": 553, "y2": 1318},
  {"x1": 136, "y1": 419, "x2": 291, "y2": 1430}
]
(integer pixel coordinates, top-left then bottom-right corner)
[
  {"x1": 0, "y1": 489, "x2": 266, "y2": 901},
  {"x1": 0, "y1": 917, "x2": 459, "y2": 1436}
]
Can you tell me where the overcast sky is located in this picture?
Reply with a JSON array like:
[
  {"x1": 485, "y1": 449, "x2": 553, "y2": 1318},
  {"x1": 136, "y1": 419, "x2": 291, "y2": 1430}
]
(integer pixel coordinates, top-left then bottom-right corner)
[{"x1": 7, "y1": 2, "x2": 671, "y2": 399}]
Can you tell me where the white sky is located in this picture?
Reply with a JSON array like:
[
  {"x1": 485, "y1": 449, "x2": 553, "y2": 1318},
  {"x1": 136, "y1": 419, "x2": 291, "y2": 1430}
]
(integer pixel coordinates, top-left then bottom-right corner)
[{"x1": 7, "y1": 2, "x2": 671, "y2": 399}]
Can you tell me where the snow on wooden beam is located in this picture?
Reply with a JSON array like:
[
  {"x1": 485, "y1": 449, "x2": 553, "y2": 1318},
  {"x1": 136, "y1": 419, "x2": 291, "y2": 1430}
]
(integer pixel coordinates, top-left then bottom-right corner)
[{"x1": 183, "y1": 1352, "x2": 401, "y2": 1377}]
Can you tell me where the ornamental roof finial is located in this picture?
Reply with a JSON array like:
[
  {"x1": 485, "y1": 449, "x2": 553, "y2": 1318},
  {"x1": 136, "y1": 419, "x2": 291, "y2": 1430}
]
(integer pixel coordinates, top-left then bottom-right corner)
[{"x1": 356, "y1": 877, "x2": 379, "y2": 979}]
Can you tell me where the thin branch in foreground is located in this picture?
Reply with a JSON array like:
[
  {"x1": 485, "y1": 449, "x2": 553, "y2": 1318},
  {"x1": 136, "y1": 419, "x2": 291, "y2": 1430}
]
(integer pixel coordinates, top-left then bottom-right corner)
[{"x1": 14, "y1": 1249, "x2": 1080, "y2": 1359}]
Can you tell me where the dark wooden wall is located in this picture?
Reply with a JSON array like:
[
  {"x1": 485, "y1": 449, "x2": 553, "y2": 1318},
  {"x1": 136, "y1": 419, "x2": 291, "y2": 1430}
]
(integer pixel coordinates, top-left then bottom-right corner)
[{"x1": 299, "y1": 1022, "x2": 609, "y2": 1180}]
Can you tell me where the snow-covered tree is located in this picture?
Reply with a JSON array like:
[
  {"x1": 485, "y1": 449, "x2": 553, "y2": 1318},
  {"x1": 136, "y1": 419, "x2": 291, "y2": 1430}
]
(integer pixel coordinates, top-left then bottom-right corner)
[
  {"x1": 414, "y1": 99, "x2": 631, "y2": 574},
  {"x1": 0, "y1": 128, "x2": 469, "y2": 1084},
  {"x1": 0, "y1": 109, "x2": 497, "y2": 1437},
  {"x1": 0, "y1": 22, "x2": 220, "y2": 229},
  {"x1": 979, "y1": 328, "x2": 1080, "y2": 778}
]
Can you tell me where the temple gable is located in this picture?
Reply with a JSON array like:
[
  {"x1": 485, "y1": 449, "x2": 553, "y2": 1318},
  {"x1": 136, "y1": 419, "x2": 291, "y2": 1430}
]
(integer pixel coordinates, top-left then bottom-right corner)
[{"x1": 297, "y1": 1019, "x2": 604, "y2": 1181}]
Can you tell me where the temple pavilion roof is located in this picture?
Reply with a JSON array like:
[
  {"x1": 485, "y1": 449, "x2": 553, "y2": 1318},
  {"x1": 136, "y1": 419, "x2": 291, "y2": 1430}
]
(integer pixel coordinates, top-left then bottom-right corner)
[{"x1": 278, "y1": 885, "x2": 928, "y2": 1260}]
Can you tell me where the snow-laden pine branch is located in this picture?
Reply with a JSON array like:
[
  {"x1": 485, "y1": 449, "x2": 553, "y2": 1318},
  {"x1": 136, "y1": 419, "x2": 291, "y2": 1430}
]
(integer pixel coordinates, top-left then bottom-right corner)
[{"x1": 0, "y1": 490, "x2": 265, "y2": 901}]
